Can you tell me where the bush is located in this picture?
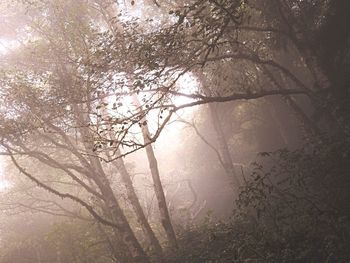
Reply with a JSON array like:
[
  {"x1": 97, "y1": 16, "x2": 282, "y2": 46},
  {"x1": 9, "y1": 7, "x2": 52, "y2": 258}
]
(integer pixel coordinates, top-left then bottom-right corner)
[{"x1": 167, "y1": 135, "x2": 350, "y2": 262}]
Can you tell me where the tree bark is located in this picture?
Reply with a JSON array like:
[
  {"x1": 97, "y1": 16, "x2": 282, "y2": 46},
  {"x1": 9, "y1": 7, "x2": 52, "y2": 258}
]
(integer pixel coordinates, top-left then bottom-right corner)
[
  {"x1": 99, "y1": 93, "x2": 164, "y2": 259},
  {"x1": 100, "y1": 182, "x2": 150, "y2": 263},
  {"x1": 113, "y1": 149, "x2": 164, "y2": 259},
  {"x1": 98, "y1": 0, "x2": 177, "y2": 250},
  {"x1": 73, "y1": 104, "x2": 150, "y2": 263},
  {"x1": 195, "y1": 71, "x2": 241, "y2": 187},
  {"x1": 132, "y1": 95, "x2": 178, "y2": 249}
]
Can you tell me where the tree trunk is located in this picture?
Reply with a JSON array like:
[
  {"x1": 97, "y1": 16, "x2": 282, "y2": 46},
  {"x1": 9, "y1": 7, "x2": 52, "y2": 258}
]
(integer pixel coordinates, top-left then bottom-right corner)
[
  {"x1": 266, "y1": 96, "x2": 301, "y2": 148},
  {"x1": 97, "y1": 0, "x2": 177, "y2": 250},
  {"x1": 132, "y1": 95, "x2": 178, "y2": 249},
  {"x1": 195, "y1": 71, "x2": 241, "y2": 187},
  {"x1": 100, "y1": 182, "x2": 150, "y2": 263},
  {"x1": 207, "y1": 103, "x2": 240, "y2": 187},
  {"x1": 99, "y1": 93, "x2": 164, "y2": 259},
  {"x1": 262, "y1": 64, "x2": 320, "y2": 136},
  {"x1": 73, "y1": 104, "x2": 150, "y2": 263},
  {"x1": 113, "y1": 149, "x2": 164, "y2": 259}
]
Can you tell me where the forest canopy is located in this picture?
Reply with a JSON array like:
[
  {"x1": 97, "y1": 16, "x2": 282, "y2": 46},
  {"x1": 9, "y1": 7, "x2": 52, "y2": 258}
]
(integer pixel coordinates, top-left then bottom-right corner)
[{"x1": 0, "y1": 0, "x2": 349, "y2": 262}]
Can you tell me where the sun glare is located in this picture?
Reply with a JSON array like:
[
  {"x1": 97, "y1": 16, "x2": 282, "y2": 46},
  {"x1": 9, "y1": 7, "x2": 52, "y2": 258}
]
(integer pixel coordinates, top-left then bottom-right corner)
[
  {"x1": 173, "y1": 72, "x2": 199, "y2": 107},
  {"x1": 0, "y1": 38, "x2": 18, "y2": 55}
]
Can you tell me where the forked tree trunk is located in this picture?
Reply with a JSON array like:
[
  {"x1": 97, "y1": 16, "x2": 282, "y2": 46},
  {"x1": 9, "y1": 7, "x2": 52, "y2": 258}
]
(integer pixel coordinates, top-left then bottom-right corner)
[
  {"x1": 97, "y1": 0, "x2": 177, "y2": 250},
  {"x1": 99, "y1": 95, "x2": 164, "y2": 259},
  {"x1": 73, "y1": 105, "x2": 150, "y2": 263}
]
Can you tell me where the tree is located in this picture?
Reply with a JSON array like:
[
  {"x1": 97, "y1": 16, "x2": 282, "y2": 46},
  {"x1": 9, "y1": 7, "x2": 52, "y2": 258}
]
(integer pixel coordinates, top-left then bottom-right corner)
[
  {"x1": 0, "y1": 1, "x2": 153, "y2": 261},
  {"x1": 1, "y1": 0, "x2": 349, "y2": 261}
]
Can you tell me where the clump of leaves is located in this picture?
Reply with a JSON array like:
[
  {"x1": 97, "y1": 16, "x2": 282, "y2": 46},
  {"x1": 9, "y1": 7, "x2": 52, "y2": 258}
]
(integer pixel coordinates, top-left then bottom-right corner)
[
  {"x1": 167, "y1": 135, "x2": 350, "y2": 262},
  {"x1": 233, "y1": 135, "x2": 350, "y2": 262}
]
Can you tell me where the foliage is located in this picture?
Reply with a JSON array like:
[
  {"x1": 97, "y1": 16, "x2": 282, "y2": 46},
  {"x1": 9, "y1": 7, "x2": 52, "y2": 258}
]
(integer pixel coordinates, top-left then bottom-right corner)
[
  {"x1": 0, "y1": 0, "x2": 349, "y2": 262},
  {"x1": 166, "y1": 135, "x2": 350, "y2": 262}
]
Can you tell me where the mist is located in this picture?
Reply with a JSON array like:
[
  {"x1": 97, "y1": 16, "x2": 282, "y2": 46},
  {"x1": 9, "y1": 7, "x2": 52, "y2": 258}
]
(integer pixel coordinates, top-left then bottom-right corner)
[{"x1": 0, "y1": 0, "x2": 349, "y2": 262}]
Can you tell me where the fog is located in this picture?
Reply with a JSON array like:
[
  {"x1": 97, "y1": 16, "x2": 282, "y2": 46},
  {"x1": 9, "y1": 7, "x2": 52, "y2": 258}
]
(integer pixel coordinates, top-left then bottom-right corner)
[{"x1": 0, "y1": 0, "x2": 349, "y2": 262}]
